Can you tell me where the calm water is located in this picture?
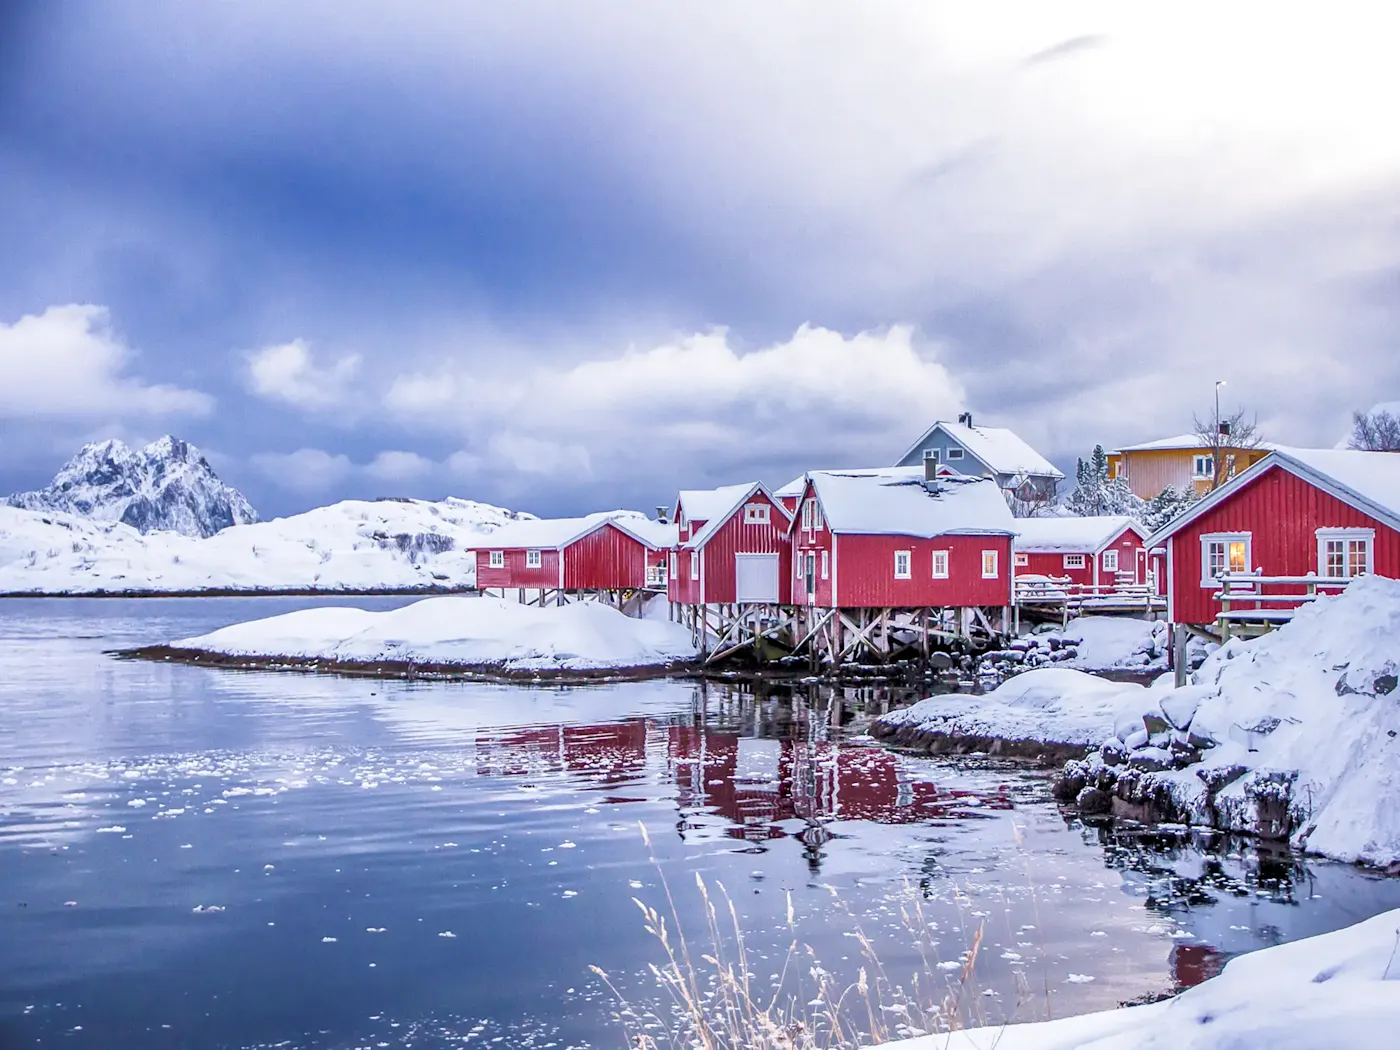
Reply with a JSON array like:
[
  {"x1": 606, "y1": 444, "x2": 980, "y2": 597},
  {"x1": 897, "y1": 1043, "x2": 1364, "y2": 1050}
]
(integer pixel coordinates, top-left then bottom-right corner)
[{"x1": 3, "y1": 598, "x2": 1398, "y2": 1049}]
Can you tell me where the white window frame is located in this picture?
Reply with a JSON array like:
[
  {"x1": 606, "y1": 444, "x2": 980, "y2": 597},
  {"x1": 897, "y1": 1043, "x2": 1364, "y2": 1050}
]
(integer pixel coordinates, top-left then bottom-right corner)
[
  {"x1": 690, "y1": 551, "x2": 700, "y2": 581},
  {"x1": 743, "y1": 503, "x2": 770, "y2": 525},
  {"x1": 1013, "y1": 552, "x2": 1029, "y2": 568},
  {"x1": 820, "y1": 550, "x2": 829, "y2": 580},
  {"x1": 669, "y1": 551, "x2": 678, "y2": 578},
  {"x1": 894, "y1": 550, "x2": 912, "y2": 579},
  {"x1": 1316, "y1": 527, "x2": 1374, "y2": 579},
  {"x1": 801, "y1": 499, "x2": 812, "y2": 529},
  {"x1": 946, "y1": 447, "x2": 964, "y2": 461},
  {"x1": 1200, "y1": 532, "x2": 1252, "y2": 587},
  {"x1": 981, "y1": 550, "x2": 999, "y2": 579},
  {"x1": 810, "y1": 501, "x2": 822, "y2": 531},
  {"x1": 488, "y1": 550, "x2": 504, "y2": 568},
  {"x1": 1063, "y1": 553, "x2": 1086, "y2": 570},
  {"x1": 932, "y1": 550, "x2": 949, "y2": 579},
  {"x1": 525, "y1": 549, "x2": 542, "y2": 569},
  {"x1": 1101, "y1": 549, "x2": 1119, "y2": 573},
  {"x1": 923, "y1": 449, "x2": 940, "y2": 465},
  {"x1": 1192, "y1": 454, "x2": 1215, "y2": 480}
]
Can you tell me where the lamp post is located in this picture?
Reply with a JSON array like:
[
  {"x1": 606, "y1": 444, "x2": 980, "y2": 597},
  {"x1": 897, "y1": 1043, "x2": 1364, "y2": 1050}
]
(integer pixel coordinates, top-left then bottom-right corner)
[{"x1": 1214, "y1": 380, "x2": 1227, "y2": 489}]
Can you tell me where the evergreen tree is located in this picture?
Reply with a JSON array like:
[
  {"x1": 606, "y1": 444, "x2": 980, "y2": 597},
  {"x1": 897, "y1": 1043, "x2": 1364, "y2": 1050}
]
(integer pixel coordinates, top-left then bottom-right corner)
[
  {"x1": 1143, "y1": 484, "x2": 1200, "y2": 532},
  {"x1": 1064, "y1": 444, "x2": 1147, "y2": 519}
]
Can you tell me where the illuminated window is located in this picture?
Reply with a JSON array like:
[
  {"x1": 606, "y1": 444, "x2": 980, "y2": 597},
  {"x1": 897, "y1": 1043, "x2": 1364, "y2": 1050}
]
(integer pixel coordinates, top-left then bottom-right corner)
[
  {"x1": 743, "y1": 503, "x2": 770, "y2": 524},
  {"x1": 1201, "y1": 533, "x2": 1251, "y2": 586},
  {"x1": 981, "y1": 550, "x2": 999, "y2": 579}
]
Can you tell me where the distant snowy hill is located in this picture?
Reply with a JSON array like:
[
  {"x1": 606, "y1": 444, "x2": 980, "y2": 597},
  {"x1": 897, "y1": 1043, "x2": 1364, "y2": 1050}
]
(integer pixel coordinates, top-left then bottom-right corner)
[
  {"x1": 0, "y1": 497, "x2": 533, "y2": 594},
  {"x1": 5, "y1": 436, "x2": 258, "y2": 538}
]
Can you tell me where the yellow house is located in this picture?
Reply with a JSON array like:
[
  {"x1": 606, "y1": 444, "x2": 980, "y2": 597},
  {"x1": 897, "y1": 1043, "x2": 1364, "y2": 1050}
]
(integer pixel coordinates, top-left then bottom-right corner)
[{"x1": 1106, "y1": 434, "x2": 1272, "y2": 499}]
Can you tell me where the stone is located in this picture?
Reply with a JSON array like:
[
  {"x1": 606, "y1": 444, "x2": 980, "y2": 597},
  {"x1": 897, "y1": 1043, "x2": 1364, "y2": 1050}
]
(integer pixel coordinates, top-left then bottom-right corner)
[
  {"x1": 928, "y1": 651, "x2": 954, "y2": 671},
  {"x1": 1142, "y1": 713, "x2": 1172, "y2": 737},
  {"x1": 1159, "y1": 691, "x2": 1201, "y2": 731},
  {"x1": 1076, "y1": 786, "x2": 1113, "y2": 815},
  {"x1": 1127, "y1": 747, "x2": 1173, "y2": 772}
]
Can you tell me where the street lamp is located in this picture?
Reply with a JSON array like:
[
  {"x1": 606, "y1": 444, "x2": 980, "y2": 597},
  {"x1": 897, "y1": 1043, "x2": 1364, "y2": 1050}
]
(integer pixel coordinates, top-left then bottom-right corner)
[
  {"x1": 1215, "y1": 380, "x2": 1227, "y2": 437},
  {"x1": 1213, "y1": 380, "x2": 1227, "y2": 489}
]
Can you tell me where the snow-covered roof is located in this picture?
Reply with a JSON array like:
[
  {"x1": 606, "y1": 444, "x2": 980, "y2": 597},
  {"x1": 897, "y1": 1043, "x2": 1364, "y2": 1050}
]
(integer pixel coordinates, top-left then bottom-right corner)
[
  {"x1": 466, "y1": 511, "x2": 665, "y2": 551},
  {"x1": 1014, "y1": 515, "x2": 1146, "y2": 553},
  {"x1": 1112, "y1": 433, "x2": 1279, "y2": 453},
  {"x1": 680, "y1": 482, "x2": 791, "y2": 549},
  {"x1": 804, "y1": 467, "x2": 1016, "y2": 538},
  {"x1": 1146, "y1": 447, "x2": 1400, "y2": 545},
  {"x1": 896, "y1": 420, "x2": 1063, "y2": 480}
]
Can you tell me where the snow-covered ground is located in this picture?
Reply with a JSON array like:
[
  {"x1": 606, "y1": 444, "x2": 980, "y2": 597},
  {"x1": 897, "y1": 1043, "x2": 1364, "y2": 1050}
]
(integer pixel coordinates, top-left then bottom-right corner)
[
  {"x1": 982, "y1": 616, "x2": 1171, "y2": 675},
  {"x1": 875, "y1": 668, "x2": 1156, "y2": 748},
  {"x1": 882, "y1": 906, "x2": 1400, "y2": 1050},
  {"x1": 169, "y1": 595, "x2": 698, "y2": 672},
  {"x1": 1061, "y1": 575, "x2": 1400, "y2": 866},
  {"x1": 0, "y1": 497, "x2": 529, "y2": 594}
]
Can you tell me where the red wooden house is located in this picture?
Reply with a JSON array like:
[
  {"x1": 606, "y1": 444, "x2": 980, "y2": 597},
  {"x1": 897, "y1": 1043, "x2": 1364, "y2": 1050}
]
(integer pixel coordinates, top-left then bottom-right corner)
[
  {"x1": 1147, "y1": 448, "x2": 1400, "y2": 628},
  {"x1": 1013, "y1": 516, "x2": 1149, "y2": 589},
  {"x1": 471, "y1": 511, "x2": 677, "y2": 595},
  {"x1": 786, "y1": 467, "x2": 1016, "y2": 609},
  {"x1": 667, "y1": 482, "x2": 793, "y2": 605}
]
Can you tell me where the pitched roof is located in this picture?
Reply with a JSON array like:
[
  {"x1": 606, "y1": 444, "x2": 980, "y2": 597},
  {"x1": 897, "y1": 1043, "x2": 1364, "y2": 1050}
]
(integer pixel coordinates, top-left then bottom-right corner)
[
  {"x1": 1014, "y1": 515, "x2": 1146, "y2": 553},
  {"x1": 466, "y1": 511, "x2": 666, "y2": 551},
  {"x1": 680, "y1": 482, "x2": 792, "y2": 549},
  {"x1": 1145, "y1": 447, "x2": 1400, "y2": 546},
  {"x1": 1112, "y1": 433, "x2": 1278, "y2": 453},
  {"x1": 896, "y1": 421, "x2": 1064, "y2": 480},
  {"x1": 802, "y1": 467, "x2": 1016, "y2": 538}
]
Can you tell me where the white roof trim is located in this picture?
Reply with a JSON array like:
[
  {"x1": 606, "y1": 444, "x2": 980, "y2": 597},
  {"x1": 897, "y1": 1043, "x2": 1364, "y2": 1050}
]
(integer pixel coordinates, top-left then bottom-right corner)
[
  {"x1": 1144, "y1": 450, "x2": 1400, "y2": 547},
  {"x1": 682, "y1": 482, "x2": 792, "y2": 550}
]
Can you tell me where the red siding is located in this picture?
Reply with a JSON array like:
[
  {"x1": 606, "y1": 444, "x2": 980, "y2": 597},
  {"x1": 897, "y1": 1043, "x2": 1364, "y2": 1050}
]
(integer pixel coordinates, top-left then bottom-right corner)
[
  {"x1": 698, "y1": 490, "x2": 792, "y2": 604},
  {"x1": 1019, "y1": 525, "x2": 1145, "y2": 587},
  {"x1": 475, "y1": 547, "x2": 561, "y2": 589},
  {"x1": 832, "y1": 533, "x2": 1012, "y2": 608},
  {"x1": 668, "y1": 548, "x2": 705, "y2": 604},
  {"x1": 563, "y1": 522, "x2": 649, "y2": 590},
  {"x1": 1167, "y1": 464, "x2": 1400, "y2": 625},
  {"x1": 792, "y1": 481, "x2": 836, "y2": 605},
  {"x1": 1020, "y1": 551, "x2": 1097, "y2": 587}
]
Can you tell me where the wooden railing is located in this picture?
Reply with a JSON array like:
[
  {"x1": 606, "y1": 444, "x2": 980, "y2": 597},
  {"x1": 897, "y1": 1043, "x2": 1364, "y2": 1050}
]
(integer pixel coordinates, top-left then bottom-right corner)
[
  {"x1": 1212, "y1": 571, "x2": 1353, "y2": 638},
  {"x1": 1012, "y1": 576, "x2": 1164, "y2": 626},
  {"x1": 645, "y1": 566, "x2": 668, "y2": 590}
]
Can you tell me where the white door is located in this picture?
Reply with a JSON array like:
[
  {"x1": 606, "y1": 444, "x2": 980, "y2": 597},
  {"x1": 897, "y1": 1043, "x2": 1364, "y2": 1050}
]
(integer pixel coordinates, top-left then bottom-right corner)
[{"x1": 735, "y1": 553, "x2": 780, "y2": 603}]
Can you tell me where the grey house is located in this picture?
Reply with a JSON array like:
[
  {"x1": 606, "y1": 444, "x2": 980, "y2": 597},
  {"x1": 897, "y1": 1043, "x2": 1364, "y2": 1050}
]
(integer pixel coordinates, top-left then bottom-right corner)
[{"x1": 894, "y1": 413, "x2": 1064, "y2": 509}]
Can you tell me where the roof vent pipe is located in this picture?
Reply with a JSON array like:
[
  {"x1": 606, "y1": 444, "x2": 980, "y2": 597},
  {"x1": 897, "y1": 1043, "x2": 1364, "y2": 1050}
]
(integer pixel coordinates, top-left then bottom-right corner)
[
  {"x1": 958, "y1": 411, "x2": 973, "y2": 427},
  {"x1": 655, "y1": 506, "x2": 669, "y2": 524}
]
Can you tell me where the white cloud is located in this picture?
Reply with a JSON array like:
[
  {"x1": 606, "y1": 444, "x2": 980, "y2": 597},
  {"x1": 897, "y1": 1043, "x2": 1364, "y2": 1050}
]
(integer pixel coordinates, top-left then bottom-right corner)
[
  {"x1": 250, "y1": 448, "x2": 354, "y2": 495},
  {"x1": 0, "y1": 304, "x2": 213, "y2": 419},
  {"x1": 364, "y1": 450, "x2": 435, "y2": 482},
  {"x1": 488, "y1": 434, "x2": 592, "y2": 477},
  {"x1": 247, "y1": 340, "x2": 361, "y2": 410}
]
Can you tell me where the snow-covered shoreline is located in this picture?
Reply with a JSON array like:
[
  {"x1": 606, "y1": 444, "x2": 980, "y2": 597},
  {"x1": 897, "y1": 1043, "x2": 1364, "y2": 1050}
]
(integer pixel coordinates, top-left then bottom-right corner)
[
  {"x1": 129, "y1": 595, "x2": 701, "y2": 681},
  {"x1": 880, "y1": 906, "x2": 1400, "y2": 1050}
]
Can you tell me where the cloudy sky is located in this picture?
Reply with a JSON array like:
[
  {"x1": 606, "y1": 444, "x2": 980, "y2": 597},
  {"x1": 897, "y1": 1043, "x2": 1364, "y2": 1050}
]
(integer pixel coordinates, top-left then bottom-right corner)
[{"x1": 2, "y1": 1, "x2": 1398, "y2": 518}]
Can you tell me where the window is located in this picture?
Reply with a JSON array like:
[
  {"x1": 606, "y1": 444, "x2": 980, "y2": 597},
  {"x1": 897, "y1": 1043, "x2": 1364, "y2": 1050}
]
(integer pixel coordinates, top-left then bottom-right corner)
[
  {"x1": 1014, "y1": 552, "x2": 1029, "y2": 568},
  {"x1": 811, "y1": 502, "x2": 822, "y2": 531},
  {"x1": 1063, "y1": 554, "x2": 1086, "y2": 570},
  {"x1": 801, "y1": 498, "x2": 821, "y2": 531},
  {"x1": 525, "y1": 549, "x2": 542, "y2": 569},
  {"x1": 743, "y1": 503, "x2": 770, "y2": 524},
  {"x1": 821, "y1": 550, "x2": 829, "y2": 579},
  {"x1": 1201, "y1": 532, "x2": 1251, "y2": 586},
  {"x1": 923, "y1": 449, "x2": 940, "y2": 464},
  {"x1": 488, "y1": 551, "x2": 504, "y2": 568},
  {"x1": 1226, "y1": 454, "x2": 1238, "y2": 479},
  {"x1": 894, "y1": 550, "x2": 912, "y2": 579},
  {"x1": 1102, "y1": 550, "x2": 1119, "y2": 573},
  {"x1": 801, "y1": 499, "x2": 811, "y2": 529},
  {"x1": 1317, "y1": 528, "x2": 1373, "y2": 579},
  {"x1": 981, "y1": 550, "x2": 999, "y2": 579},
  {"x1": 932, "y1": 550, "x2": 949, "y2": 579},
  {"x1": 669, "y1": 552, "x2": 678, "y2": 578},
  {"x1": 947, "y1": 447, "x2": 964, "y2": 461},
  {"x1": 690, "y1": 552, "x2": 700, "y2": 581},
  {"x1": 1192, "y1": 454, "x2": 1215, "y2": 480}
]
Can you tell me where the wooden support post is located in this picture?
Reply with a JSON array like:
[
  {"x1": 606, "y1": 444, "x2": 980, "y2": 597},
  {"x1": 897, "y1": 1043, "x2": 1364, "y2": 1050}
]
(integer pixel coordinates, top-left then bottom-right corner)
[{"x1": 1172, "y1": 623, "x2": 1188, "y2": 688}]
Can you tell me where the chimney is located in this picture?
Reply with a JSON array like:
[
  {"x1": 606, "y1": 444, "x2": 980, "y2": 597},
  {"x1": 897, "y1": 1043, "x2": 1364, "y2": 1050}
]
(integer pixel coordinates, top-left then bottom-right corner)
[
  {"x1": 958, "y1": 411, "x2": 973, "y2": 428},
  {"x1": 655, "y1": 505, "x2": 669, "y2": 524},
  {"x1": 924, "y1": 457, "x2": 942, "y2": 488},
  {"x1": 1218, "y1": 420, "x2": 1232, "y2": 439}
]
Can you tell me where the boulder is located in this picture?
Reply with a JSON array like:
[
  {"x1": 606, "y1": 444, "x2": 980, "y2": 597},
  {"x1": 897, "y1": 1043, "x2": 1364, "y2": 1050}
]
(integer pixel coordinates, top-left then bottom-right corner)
[{"x1": 1076, "y1": 786, "x2": 1113, "y2": 815}]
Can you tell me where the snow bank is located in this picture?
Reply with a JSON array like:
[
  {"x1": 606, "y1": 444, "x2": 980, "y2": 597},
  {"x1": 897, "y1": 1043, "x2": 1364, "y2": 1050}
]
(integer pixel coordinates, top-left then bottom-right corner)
[
  {"x1": 1059, "y1": 575, "x2": 1400, "y2": 866},
  {"x1": 874, "y1": 668, "x2": 1155, "y2": 749},
  {"x1": 171, "y1": 596, "x2": 699, "y2": 672},
  {"x1": 882, "y1": 906, "x2": 1400, "y2": 1050},
  {"x1": 981, "y1": 616, "x2": 1170, "y2": 676},
  {"x1": 0, "y1": 498, "x2": 529, "y2": 594}
]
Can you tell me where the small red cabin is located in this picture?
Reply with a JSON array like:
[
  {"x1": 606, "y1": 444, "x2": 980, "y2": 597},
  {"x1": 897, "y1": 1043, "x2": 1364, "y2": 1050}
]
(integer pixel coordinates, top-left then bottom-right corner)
[
  {"x1": 1013, "y1": 516, "x2": 1149, "y2": 589},
  {"x1": 668, "y1": 483, "x2": 793, "y2": 605},
  {"x1": 471, "y1": 512, "x2": 677, "y2": 592},
  {"x1": 1148, "y1": 448, "x2": 1400, "y2": 628},
  {"x1": 786, "y1": 468, "x2": 1016, "y2": 609}
]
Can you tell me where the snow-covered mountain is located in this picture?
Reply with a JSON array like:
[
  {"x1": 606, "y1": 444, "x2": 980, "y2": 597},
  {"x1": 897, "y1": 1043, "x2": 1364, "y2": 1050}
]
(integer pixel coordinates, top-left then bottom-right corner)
[
  {"x1": 4, "y1": 436, "x2": 258, "y2": 538},
  {"x1": 0, "y1": 497, "x2": 533, "y2": 594}
]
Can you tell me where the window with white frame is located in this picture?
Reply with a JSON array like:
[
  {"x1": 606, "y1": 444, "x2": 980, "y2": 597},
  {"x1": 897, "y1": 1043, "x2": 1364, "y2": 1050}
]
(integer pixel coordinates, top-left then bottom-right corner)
[
  {"x1": 1063, "y1": 553, "x2": 1086, "y2": 570},
  {"x1": 947, "y1": 447, "x2": 964, "y2": 461},
  {"x1": 894, "y1": 550, "x2": 912, "y2": 579},
  {"x1": 923, "y1": 449, "x2": 940, "y2": 465},
  {"x1": 932, "y1": 550, "x2": 949, "y2": 579},
  {"x1": 669, "y1": 552, "x2": 678, "y2": 578},
  {"x1": 821, "y1": 550, "x2": 829, "y2": 579},
  {"x1": 981, "y1": 550, "x2": 999, "y2": 579},
  {"x1": 1201, "y1": 532, "x2": 1251, "y2": 586},
  {"x1": 1317, "y1": 528, "x2": 1373, "y2": 579},
  {"x1": 690, "y1": 551, "x2": 700, "y2": 580},
  {"x1": 1192, "y1": 454, "x2": 1215, "y2": 480},
  {"x1": 488, "y1": 551, "x2": 504, "y2": 568},
  {"x1": 743, "y1": 503, "x2": 770, "y2": 525},
  {"x1": 1102, "y1": 549, "x2": 1119, "y2": 573},
  {"x1": 810, "y1": 501, "x2": 822, "y2": 531},
  {"x1": 1014, "y1": 552, "x2": 1029, "y2": 568},
  {"x1": 525, "y1": 549, "x2": 542, "y2": 569}
]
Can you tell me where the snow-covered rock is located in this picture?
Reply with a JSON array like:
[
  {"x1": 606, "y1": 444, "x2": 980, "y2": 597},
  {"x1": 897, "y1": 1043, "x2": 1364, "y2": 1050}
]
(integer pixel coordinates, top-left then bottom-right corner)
[
  {"x1": 872, "y1": 668, "x2": 1156, "y2": 751},
  {"x1": 882, "y1": 906, "x2": 1400, "y2": 1050},
  {"x1": 5, "y1": 436, "x2": 257, "y2": 537},
  {"x1": 169, "y1": 595, "x2": 698, "y2": 672},
  {"x1": 980, "y1": 616, "x2": 1173, "y2": 675},
  {"x1": 1058, "y1": 575, "x2": 1400, "y2": 866},
  {"x1": 0, "y1": 496, "x2": 530, "y2": 594}
]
